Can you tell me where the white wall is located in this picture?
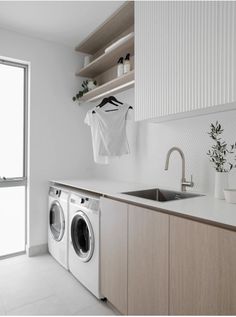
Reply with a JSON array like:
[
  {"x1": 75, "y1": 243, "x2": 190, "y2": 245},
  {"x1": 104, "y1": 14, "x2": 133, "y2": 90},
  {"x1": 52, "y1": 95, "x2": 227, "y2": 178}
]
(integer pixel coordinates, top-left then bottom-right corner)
[
  {"x1": 0, "y1": 28, "x2": 93, "y2": 250},
  {"x1": 92, "y1": 88, "x2": 236, "y2": 195},
  {"x1": 1, "y1": 25, "x2": 236, "y2": 252}
]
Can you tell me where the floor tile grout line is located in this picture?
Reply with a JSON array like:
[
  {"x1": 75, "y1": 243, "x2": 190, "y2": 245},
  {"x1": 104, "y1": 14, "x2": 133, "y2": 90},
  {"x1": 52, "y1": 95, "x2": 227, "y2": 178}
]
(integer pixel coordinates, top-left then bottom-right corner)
[{"x1": 5, "y1": 294, "x2": 55, "y2": 315}]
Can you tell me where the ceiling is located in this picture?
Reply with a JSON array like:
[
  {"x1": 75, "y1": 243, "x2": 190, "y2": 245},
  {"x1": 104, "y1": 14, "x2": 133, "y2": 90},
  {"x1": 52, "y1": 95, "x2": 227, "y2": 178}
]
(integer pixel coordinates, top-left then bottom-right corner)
[{"x1": 0, "y1": 1, "x2": 125, "y2": 48}]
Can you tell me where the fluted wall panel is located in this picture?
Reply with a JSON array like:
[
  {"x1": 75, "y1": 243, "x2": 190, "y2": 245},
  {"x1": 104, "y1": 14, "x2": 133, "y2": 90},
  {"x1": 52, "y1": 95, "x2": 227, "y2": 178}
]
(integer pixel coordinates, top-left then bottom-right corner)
[{"x1": 135, "y1": 1, "x2": 236, "y2": 121}]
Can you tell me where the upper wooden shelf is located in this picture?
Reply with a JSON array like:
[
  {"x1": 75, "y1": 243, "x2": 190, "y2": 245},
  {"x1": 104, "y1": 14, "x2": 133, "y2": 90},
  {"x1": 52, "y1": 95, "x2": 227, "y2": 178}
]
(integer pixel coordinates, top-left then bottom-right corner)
[
  {"x1": 79, "y1": 70, "x2": 134, "y2": 102},
  {"x1": 76, "y1": 34, "x2": 134, "y2": 78},
  {"x1": 75, "y1": 1, "x2": 134, "y2": 54}
]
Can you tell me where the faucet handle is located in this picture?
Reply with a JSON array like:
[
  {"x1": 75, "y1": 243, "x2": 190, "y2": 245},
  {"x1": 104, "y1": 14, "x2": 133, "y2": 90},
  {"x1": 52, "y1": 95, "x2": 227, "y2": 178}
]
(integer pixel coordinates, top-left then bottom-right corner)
[
  {"x1": 189, "y1": 174, "x2": 194, "y2": 187},
  {"x1": 182, "y1": 175, "x2": 194, "y2": 189}
]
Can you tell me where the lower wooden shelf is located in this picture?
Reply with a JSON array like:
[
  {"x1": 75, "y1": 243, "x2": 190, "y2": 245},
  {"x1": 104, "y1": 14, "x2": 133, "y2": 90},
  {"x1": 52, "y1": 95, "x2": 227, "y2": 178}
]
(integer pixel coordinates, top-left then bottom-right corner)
[{"x1": 80, "y1": 70, "x2": 134, "y2": 103}]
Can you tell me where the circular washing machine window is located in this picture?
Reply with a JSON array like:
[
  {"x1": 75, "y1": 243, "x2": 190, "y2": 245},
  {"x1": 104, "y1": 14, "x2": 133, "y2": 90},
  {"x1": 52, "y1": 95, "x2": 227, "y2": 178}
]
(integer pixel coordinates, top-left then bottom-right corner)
[
  {"x1": 71, "y1": 211, "x2": 94, "y2": 263},
  {"x1": 49, "y1": 201, "x2": 65, "y2": 241}
]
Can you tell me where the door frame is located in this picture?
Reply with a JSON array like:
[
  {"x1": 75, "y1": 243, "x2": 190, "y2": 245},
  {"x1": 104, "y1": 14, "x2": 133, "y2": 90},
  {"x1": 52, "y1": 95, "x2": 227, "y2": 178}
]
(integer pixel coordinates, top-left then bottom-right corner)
[{"x1": 0, "y1": 56, "x2": 30, "y2": 259}]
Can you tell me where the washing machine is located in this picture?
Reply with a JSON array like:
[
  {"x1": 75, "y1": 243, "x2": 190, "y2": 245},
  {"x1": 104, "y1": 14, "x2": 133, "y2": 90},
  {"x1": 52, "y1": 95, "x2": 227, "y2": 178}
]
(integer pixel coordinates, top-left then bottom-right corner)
[
  {"x1": 69, "y1": 191, "x2": 101, "y2": 298},
  {"x1": 48, "y1": 186, "x2": 69, "y2": 270}
]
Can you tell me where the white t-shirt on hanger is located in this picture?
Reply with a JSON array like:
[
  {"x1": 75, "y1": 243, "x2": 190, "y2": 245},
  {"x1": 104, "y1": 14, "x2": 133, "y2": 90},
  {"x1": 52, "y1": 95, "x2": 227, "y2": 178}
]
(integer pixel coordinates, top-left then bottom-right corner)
[
  {"x1": 85, "y1": 102, "x2": 133, "y2": 163},
  {"x1": 84, "y1": 110, "x2": 109, "y2": 164},
  {"x1": 95, "y1": 103, "x2": 131, "y2": 156}
]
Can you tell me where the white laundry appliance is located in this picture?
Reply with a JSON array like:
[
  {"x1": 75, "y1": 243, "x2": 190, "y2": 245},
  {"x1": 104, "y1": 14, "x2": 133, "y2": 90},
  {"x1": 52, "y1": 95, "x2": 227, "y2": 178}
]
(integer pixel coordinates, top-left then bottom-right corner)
[
  {"x1": 69, "y1": 191, "x2": 101, "y2": 298},
  {"x1": 48, "y1": 186, "x2": 69, "y2": 269}
]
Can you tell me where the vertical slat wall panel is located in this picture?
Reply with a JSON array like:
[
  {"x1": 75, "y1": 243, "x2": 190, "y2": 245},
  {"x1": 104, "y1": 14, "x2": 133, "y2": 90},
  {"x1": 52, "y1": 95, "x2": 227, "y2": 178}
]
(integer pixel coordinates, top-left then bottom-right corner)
[{"x1": 135, "y1": 2, "x2": 236, "y2": 121}]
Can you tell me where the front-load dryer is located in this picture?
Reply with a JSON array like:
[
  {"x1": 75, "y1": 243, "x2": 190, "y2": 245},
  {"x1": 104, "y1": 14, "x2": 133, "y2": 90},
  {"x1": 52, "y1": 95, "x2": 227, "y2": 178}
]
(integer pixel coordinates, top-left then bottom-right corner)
[
  {"x1": 48, "y1": 186, "x2": 69, "y2": 270},
  {"x1": 69, "y1": 191, "x2": 101, "y2": 298}
]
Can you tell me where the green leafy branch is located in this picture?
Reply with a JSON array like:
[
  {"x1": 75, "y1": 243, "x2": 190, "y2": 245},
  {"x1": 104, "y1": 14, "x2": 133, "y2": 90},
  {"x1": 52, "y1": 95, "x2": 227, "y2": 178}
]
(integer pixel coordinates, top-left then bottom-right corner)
[
  {"x1": 207, "y1": 121, "x2": 236, "y2": 172},
  {"x1": 72, "y1": 80, "x2": 97, "y2": 102}
]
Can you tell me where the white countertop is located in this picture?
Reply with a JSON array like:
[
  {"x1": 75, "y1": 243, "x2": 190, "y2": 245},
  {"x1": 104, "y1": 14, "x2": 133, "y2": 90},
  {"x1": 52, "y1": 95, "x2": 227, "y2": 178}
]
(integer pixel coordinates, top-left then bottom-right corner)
[
  {"x1": 51, "y1": 178, "x2": 236, "y2": 230},
  {"x1": 51, "y1": 178, "x2": 150, "y2": 195}
]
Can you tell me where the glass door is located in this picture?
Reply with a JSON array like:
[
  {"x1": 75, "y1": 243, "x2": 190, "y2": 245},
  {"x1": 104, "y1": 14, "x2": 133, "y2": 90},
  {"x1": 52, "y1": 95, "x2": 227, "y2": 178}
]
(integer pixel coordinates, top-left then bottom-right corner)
[
  {"x1": 0, "y1": 58, "x2": 28, "y2": 258},
  {"x1": 71, "y1": 212, "x2": 94, "y2": 262},
  {"x1": 49, "y1": 201, "x2": 65, "y2": 241}
]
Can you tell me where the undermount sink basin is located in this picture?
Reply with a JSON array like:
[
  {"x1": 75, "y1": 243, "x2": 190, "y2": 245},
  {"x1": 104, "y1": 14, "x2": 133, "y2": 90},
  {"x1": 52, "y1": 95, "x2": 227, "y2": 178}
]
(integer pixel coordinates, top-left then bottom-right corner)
[{"x1": 123, "y1": 188, "x2": 203, "y2": 202}]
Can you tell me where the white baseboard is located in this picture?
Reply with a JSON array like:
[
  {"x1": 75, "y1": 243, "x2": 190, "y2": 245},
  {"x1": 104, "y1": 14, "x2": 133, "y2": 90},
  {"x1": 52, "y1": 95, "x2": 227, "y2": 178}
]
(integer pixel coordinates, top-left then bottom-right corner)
[{"x1": 26, "y1": 243, "x2": 48, "y2": 257}]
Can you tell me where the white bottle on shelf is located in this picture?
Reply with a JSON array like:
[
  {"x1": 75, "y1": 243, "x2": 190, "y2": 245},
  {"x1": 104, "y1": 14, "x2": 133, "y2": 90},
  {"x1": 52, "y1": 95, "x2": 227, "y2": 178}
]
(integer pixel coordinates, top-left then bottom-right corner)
[
  {"x1": 84, "y1": 55, "x2": 91, "y2": 67},
  {"x1": 117, "y1": 57, "x2": 124, "y2": 77},
  {"x1": 124, "y1": 53, "x2": 131, "y2": 74}
]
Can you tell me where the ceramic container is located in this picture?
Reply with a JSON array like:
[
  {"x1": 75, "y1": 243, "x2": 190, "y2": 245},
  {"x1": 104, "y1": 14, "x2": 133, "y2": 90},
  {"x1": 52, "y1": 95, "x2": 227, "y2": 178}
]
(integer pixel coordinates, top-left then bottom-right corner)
[
  {"x1": 224, "y1": 189, "x2": 236, "y2": 204},
  {"x1": 215, "y1": 171, "x2": 229, "y2": 199},
  {"x1": 87, "y1": 80, "x2": 97, "y2": 91}
]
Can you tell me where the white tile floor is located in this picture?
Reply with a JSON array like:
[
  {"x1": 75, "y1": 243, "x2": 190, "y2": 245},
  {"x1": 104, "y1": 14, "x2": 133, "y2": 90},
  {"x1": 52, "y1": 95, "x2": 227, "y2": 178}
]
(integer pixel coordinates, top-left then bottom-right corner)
[{"x1": 0, "y1": 254, "x2": 117, "y2": 315}]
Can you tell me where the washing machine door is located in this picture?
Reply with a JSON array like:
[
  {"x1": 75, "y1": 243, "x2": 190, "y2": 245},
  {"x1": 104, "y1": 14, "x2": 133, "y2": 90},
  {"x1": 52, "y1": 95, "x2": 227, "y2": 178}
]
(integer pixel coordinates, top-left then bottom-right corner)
[
  {"x1": 49, "y1": 201, "x2": 65, "y2": 241},
  {"x1": 71, "y1": 211, "x2": 94, "y2": 262}
]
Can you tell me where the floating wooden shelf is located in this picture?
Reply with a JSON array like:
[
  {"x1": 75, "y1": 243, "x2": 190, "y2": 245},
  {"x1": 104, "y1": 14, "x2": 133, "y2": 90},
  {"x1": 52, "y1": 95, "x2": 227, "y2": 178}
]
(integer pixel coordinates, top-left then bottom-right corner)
[
  {"x1": 76, "y1": 35, "x2": 134, "y2": 78},
  {"x1": 75, "y1": 1, "x2": 134, "y2": 104},
  {"x1": 75, "y1": 2, "x2": 134, "y2": 54},
  {"x1": 80, "y1": 70, "x2": 134, "y2": 102}
]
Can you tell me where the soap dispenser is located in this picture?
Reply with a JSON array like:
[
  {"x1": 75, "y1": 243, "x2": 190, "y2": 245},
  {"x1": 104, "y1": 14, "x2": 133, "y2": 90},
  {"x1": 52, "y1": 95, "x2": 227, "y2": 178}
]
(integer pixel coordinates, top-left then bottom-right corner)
[
  {"x1": 124, "y1": 53, "x2": 131, "y2": 74},
  {"x1": 117, "y1": 57, "x2": 124, "y2": 77}
]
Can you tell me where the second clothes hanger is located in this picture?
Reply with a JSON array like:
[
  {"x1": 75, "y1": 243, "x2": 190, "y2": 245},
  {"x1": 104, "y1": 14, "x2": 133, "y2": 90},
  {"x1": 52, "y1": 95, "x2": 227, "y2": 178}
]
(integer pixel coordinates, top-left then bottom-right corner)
[{"x1": 92, "y1": 96, "x2": 132, "y2": 114}]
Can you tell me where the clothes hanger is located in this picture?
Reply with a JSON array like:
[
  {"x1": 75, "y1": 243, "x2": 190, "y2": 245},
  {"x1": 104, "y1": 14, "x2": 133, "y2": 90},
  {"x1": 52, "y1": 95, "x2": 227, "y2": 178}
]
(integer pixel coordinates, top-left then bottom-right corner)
[
  {"x1": 92, "y1": 96, "x2": 133, "y2": 113},
  {"x1": 92, "y1": 96, "x2": 118, "y2": 113},
  {"x1": 109, "y1": 96, "x2": 133, "y2": 109},
  {"x1": 97, "y1": 96, "x2": 121, "y2": 108},
  {"x1": 109, "y1": 96, "x2": 123, "y2": 105},
  {"x1": 92, "y1": 97, "x2": 108, "y2": 113},
  {"x1": 96, "y1": 97, "x2": 109, "y2": 108}
]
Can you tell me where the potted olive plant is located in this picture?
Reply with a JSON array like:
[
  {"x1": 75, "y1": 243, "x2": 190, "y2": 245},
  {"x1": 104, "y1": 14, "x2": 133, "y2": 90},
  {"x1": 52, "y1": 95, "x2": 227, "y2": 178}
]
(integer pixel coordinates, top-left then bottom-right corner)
[{"x1": 207, "y1": 121, "x2": 236, "y2": 199}]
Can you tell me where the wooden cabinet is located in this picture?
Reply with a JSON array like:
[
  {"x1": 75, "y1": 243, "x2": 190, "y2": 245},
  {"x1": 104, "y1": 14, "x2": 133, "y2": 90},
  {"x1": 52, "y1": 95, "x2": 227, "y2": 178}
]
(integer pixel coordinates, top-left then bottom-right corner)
[
  {"x1": 100, "y1": 197, "x2": 128, "y2": 315},
  {"x1": 135, "y1": 1, "x2": 236, "y2": 121},
  {"x1": 128, "y1": 205, "x2": 169, "y2": 315},
  {"x1": 170, "y1": 216, "x2": 236, "y2": 315},
  {"x1": 101, "y1": 197, "x2": 236, "y2": 315},
  {"x1": 100, "y1": 197, "x2": 169, "y2": 315}
]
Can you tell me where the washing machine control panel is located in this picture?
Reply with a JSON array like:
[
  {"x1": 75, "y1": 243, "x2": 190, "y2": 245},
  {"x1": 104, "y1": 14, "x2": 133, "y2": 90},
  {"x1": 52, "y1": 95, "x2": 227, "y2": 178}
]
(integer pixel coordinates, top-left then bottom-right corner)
[
  {"x1": 71, "y1": 195, "x2": 99, "y2": 211},
  {"x1": 80, "y1": 197, "x2": 89, "y2": 204},
  {"x1": 49, "y1": 187, "x2": 61, "y2": 198}
]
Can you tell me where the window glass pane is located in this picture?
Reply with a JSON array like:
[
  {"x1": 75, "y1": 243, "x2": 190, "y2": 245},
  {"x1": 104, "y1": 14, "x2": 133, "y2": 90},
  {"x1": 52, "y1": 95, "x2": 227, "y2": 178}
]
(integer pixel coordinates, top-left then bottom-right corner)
[
  {"x1": 0, "y1": 63, "x2": 24, "y2": 178},
  {"x1": 0, "y1": 186, "x2": 25, "y2": 256}
]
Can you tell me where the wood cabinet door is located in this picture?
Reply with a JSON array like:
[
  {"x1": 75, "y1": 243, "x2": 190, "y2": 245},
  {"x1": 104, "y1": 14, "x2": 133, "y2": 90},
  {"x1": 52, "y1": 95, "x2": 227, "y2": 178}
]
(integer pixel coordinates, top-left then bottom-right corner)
[
  {"x1": 170, "y1": 216, "x2": 236, "y2": 315},
  {"x1": 100, "y1": 197, "x2": 128, "y2": 315},
  {"x1": 128, "y1": 205, "x2": 169, "y2": 315}
]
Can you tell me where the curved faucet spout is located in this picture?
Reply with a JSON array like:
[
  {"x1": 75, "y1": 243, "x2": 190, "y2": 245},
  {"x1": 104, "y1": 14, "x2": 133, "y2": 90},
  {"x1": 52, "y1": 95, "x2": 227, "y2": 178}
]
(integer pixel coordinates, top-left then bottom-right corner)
[
  {"x1": 164, "y1": 147, "x2": 185, "y2": 181},
  {"x1": 164, "y1": 147, "x2": 193, "y2": 192}
]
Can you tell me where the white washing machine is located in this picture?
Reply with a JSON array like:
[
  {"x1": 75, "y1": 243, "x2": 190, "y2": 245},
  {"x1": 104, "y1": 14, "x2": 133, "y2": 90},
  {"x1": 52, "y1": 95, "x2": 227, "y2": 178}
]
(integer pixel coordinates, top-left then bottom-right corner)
[
  {"x1": 48, "y1": 186, "x2": 69, "y2": 270},
  {"x1": 69, "y1": 191, "x2": 101, "y2": 299}
]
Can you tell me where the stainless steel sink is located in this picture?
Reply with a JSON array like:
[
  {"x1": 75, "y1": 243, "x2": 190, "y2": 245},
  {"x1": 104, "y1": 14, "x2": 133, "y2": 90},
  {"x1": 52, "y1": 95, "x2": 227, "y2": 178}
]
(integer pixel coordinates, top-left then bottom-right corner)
[{"x1": 122, "y1": 188, "x2": 203, "y2": 202}]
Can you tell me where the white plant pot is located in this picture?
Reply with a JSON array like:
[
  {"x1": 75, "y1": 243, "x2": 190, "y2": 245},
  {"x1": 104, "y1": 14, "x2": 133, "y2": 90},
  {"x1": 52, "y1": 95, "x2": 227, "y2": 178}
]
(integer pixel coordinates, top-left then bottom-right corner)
[
  {"x1": 224, "y1": 189, "x2": 236, "y2": 204},
  {"x1": 215, "y1": 172, "x2": 229, "y2": 199},
  {"x1": 87, "y1": 80, "x2": 97, "y2": 91}
]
